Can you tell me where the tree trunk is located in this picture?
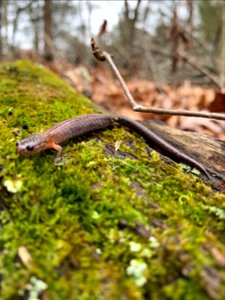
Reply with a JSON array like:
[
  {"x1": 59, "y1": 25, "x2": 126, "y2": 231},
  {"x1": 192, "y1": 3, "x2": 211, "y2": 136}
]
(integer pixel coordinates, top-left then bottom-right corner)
[
  {"x1": 0, "y1": 0, "x2": 2, "y2": 58},
  {"x1": 123, "y1": 0, "x2": 141, "y2": 47},
  {"x1": 43, "y1": 0, "x2": 53, "y2": 61},
  {"x1": 1, "y1": 0, "x2": 8, "y2": 57}
]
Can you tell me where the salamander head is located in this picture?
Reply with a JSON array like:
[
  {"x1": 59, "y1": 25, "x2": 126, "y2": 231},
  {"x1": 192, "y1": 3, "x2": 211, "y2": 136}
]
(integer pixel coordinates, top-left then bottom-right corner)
[{"x1": 16, "y1": 134, "x2": 47, "y2": 156}]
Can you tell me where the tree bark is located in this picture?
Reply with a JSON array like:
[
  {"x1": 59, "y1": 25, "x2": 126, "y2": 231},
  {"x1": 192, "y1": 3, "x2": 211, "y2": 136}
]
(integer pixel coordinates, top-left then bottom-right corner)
[
  {"x1": 142, "y1": 119, "x2": 225, "y2": 192},
  {"x1": 1, "y1": 0, "x2": 8, "y2": 57},
  {"x1": 29, "y1": 1, "x2": 41, "y2": 54},
  {"x1": 43, "y1": 0, "x2": 53, "y2": 61}
]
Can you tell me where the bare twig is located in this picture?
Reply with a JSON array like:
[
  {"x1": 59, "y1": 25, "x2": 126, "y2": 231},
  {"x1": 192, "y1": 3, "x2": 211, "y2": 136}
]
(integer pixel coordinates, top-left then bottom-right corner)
[
  {"x1": 177, "y1": 50, "x2": 222, "y2": 89},
  {"x1": 184, "y1": 30, "x2": 215, "y2": 65},
  {"x1": 91, "y1": 38, "x2": 225, "y2": 121},
  {"x1": 149, "y1": 46, "x2": 221, "y2": 88},
  {"x1": 91, "y1": 37, "x2": 106, "y2": 61}
]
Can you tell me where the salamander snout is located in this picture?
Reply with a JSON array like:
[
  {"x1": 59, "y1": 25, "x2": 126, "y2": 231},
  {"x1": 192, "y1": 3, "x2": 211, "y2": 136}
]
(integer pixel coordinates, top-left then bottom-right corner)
[{"x1": 16, "y1": 135, "x2": 41, "y2": 156}]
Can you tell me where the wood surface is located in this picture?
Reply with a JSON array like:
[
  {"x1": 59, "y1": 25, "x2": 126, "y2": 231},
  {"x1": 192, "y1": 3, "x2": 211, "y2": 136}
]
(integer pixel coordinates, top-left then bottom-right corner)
[{"x1": 141, "y1": 119, "x2": 225, "y2": 192}]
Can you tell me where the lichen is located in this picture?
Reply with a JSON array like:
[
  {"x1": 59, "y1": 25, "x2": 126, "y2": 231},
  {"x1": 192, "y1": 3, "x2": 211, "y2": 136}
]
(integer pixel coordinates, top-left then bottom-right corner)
[{"x1": 0, "y1": 60, "x2": 225, "y2": 300}]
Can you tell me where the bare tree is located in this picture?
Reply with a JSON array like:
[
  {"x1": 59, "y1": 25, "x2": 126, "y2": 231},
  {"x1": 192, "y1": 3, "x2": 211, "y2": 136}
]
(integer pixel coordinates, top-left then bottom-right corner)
[
  {"x1": 43, "y1": 0, "x2": 53, "y2": 61},
  {"x1": 186, "y1": 0, "x2": 193, "y2": 37},
  {"x1": 1, "y1": 0, "x2": 8, "y2": 57},
  {"x1": 125, "y1": 0, "x2": 141, "y2": 41},
  {"x1": 121, "y1": 0, "x2": 141, "y2": 49},
  {"x1": 0, "y1": 0, "x2": 2, "y2": 58},
  {"x1": 11, "y1": 1, "x2": 33, "y2": 46},
  {"x1": 28, "y1": 1, "x2": 42, "y2": 54}
]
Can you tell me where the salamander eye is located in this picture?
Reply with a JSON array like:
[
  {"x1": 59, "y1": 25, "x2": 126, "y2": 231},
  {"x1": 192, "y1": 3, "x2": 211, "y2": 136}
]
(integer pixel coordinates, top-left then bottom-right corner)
[{"x1": 26, "y1": 145, "x2": 34, "y2": 152}]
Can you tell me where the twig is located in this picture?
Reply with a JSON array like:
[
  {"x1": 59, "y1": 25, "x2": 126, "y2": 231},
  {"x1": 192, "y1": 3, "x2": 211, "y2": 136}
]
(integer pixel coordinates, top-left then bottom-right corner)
[
  {"x1": 184, "y1": 30, "x2": 215, "y2": 65},
  {"x1": 91, "y1": 38, "x2": 225, "y2": 121},
  {"x1": 148, "y1": 47, "x2": 221, "y2": 89},
  {"x1": 177, "y1": 50, "x2": 222, "y2": 89}
]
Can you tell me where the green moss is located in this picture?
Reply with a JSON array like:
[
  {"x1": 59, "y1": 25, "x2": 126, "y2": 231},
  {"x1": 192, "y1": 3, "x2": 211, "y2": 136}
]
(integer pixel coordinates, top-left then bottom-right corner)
[{"x1": 0, "y1": 60, "x2": 225, "y2": 300}]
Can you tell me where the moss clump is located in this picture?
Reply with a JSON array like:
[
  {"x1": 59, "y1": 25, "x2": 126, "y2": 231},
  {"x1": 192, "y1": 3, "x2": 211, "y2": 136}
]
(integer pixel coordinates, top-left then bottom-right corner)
[{"x1": 0, "y1": 60, "x2": 225, "y2": 300}]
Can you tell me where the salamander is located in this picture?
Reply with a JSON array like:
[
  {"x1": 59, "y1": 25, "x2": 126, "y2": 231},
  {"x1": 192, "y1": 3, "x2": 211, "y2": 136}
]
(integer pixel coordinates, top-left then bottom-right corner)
[{"x1": 16, "y1": 114, "x2": 209, "y2": 178}]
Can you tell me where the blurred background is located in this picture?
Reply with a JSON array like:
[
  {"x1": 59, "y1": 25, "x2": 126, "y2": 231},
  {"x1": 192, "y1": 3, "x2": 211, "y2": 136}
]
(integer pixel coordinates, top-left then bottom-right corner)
[{"x1": 0, "y1": 0, "x2": 225, "y2": 136}]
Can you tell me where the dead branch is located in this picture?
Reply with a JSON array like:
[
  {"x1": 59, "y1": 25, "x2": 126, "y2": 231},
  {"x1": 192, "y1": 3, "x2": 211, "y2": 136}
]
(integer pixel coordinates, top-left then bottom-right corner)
[
  {"x1": 149, "y1": 46, "x2": 221, "y2": 89},
  {"x1": 177, "y1": 50, "x2": 222, "y2": 89},
  {"x1": 91, "y1": 38, "x2": 225, "y2": 121}
]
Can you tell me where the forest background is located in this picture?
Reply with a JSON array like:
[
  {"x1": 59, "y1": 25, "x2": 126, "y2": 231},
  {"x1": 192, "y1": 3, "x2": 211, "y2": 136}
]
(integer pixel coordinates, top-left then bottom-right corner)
[{"x1": 0, "y1": 0, "x2": 225, "y2": 137}]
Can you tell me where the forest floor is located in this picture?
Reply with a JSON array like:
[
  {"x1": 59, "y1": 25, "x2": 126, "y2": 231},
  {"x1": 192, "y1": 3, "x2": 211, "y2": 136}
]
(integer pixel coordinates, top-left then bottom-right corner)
[{"x1": 63, "y1": 64, "x2": 225, "y2": 140}]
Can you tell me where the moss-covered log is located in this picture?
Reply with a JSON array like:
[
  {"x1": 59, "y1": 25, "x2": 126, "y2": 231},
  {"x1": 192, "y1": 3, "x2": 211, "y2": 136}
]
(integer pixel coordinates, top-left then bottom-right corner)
[{"x1": 0, "y1": 61, "x2": 225, "y2": 300}]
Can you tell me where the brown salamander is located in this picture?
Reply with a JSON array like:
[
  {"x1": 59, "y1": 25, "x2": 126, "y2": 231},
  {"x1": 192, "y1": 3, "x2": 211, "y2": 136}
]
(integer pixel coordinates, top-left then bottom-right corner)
[{"x1": 16, "y1": 114, "x2": 209, "y2": 178}]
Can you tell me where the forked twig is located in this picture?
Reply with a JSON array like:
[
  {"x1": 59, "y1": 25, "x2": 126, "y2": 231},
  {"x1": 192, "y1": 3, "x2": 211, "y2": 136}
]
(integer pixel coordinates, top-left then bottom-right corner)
[{"x1": 91, "y1": 38, "x2": 225, "y2": 121}]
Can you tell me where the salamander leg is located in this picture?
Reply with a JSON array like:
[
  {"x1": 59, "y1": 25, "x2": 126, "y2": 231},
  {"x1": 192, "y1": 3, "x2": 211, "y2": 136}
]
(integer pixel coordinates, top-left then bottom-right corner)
[{"x1": 51, "y1": 142, "x2": 63, "y2": 163}]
